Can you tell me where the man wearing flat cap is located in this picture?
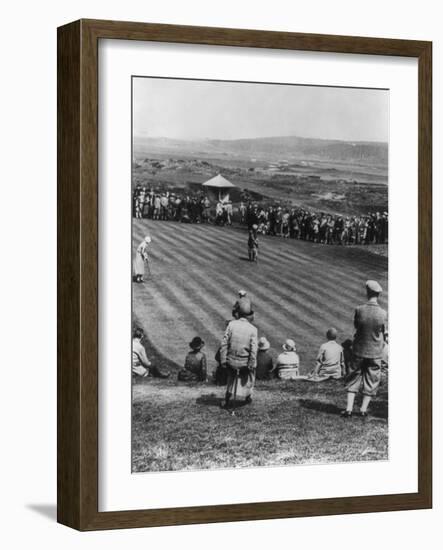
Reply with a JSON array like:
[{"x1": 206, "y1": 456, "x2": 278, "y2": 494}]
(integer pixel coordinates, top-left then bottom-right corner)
[{"x1": 342, "y1": 280, "x2": 388, "y2": 417}]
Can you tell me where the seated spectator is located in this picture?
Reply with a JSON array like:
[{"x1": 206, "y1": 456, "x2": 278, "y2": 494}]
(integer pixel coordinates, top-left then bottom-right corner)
[
  {"x1": 256, "y1": 337, "x2": 274, "y2": 380},
  {"x1": 275, "y1": 339, "x2": 300, "y2": 380},
  {"x1": 307, "y1": 328, "x2": 344, "y2": 381},
  {"x1": 132, "y1": 328, "x2": 169, "y2": 378},
  {"x1": 178, "y1": 336, "x2": 207, "y2": 382}
]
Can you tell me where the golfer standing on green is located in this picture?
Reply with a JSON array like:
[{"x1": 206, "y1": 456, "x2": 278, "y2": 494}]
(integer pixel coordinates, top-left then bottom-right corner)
[{"x1": 133, "y1": 235, "x2": 151, "y2": 283}]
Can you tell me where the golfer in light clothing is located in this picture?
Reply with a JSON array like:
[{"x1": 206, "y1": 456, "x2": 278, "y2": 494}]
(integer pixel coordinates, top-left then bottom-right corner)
[{"x1": 134, "y1": 235, "x2": 151, "y2": 283}]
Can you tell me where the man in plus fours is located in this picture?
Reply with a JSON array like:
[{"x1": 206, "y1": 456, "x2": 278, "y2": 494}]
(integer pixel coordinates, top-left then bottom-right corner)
[
  {"x1": 219, "y1": 302, "x2": 258, "y2": 409},
  {"x1": 342, "y1": 280, "x2": 388, "y2": 418}
]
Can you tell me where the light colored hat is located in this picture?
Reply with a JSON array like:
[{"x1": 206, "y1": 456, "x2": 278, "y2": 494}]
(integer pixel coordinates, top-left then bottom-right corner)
[
  {"x1": 366, "y1": 280, "x2": 382, "y2": 293},
  {"x1": 144, "y1": 235, "x2": 152, "y2": 243},
  {"x1": 258, "y1": 337, "x2": 270, "y2": 350},
  {"x1": 282, "y1": 339, "x2": 296, "y2": 352},
  {"x1": 238, "y1": 289, "x2": 247, "y2": 297}
]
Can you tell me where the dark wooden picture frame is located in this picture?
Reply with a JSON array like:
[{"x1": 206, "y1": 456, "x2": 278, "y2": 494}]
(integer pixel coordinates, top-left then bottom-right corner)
[{"x1": 57, "y1": 19, "x2": 432, "y2": 531}]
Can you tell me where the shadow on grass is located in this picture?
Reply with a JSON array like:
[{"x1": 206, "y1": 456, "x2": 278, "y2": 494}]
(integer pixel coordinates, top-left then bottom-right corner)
[
  {"x1": 195, "y1": 393, "x2": 222, "y2": 407},
  {"x1": 133, "y1": 315, "x2": 181, "y2": 381},
  {"x1": 195, "y1": 393, "x2": 252, "y2": 411},
  {"x1": 299, "y1": 398, "x2": 342, "y2": 416},
  {"x1": 367, "y1": 396, "x2": 389, "y2": 420},
  {"x1": 299, "y1": 396, "x2": 388, "y2": 420}
]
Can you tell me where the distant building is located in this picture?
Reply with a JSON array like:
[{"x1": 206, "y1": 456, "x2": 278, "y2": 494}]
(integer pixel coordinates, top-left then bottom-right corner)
[{"x1": 201, "y1": 174, "x2": 236, "y2": 203}]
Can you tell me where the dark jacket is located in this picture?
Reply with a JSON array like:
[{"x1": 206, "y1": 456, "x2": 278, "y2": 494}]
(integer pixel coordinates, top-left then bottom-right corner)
[{"x1": 256, "y1": 350, "x2": 274, "y2": 380}]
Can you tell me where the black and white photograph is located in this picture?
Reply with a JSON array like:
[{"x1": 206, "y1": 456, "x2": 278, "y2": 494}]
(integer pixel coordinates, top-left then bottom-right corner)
[{"x1": 131, "y1": 76, "x2": 389, "y2": 473}]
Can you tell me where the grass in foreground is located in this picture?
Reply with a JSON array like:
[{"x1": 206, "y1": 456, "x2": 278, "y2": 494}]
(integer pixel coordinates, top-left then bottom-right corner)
[{"x1": 132, "y1": 375, "x2": 388, "y2": 473}]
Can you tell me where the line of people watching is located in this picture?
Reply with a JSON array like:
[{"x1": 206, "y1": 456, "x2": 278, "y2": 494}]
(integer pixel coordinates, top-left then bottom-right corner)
[
  {"x1": 242, "y1": 202, "x2": 388, "y2": 245},
  {"x1": 133, "y1": 185, "x2": 216, "y2": 224},
  {"x1": 133, "y1": 281, "x2": 388, "y2": 417},
  {"x1": 133, "y1": 184, "x2": 388, "y2": 246}
]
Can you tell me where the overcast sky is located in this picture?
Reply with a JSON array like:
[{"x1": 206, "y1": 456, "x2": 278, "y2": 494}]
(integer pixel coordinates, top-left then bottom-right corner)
[{"x1": 133, "y1": 77, "x2": 389, "y2": 143}]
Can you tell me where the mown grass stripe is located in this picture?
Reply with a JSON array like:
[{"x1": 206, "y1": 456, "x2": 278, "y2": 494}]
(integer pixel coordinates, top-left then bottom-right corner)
[
  {"x1": 157, "y1": 224, "x2": 363, "y2": 325},
  {"x1": 152, "y1": 220, "x2": 387, "y2": 304}
]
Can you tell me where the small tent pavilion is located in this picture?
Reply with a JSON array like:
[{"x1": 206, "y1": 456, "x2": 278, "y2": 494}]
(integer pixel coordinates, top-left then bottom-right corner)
[{"x1": 201, "y1": 174, "x2": 236, "y2": 203}]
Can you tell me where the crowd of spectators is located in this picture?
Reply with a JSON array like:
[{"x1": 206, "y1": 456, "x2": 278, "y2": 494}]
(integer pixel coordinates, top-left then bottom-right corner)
[
  {"x1": 133, "y1": 184, "x2": 388, "y2": 245},
  {"x1": 243, "y1": 203, "x2": 388, "y2": 245}
]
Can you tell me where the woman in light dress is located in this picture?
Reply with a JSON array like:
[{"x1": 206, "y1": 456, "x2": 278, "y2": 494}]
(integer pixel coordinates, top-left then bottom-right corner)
[
  {"x1": 133, "y1": 235, "x2": 151, "y2": 283},
  {"x1": 275, "y1": 339, "x2": 300, "y2": 380}
]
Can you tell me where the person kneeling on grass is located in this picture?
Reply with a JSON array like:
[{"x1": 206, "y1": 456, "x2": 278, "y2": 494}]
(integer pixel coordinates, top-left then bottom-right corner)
[
  {"x1": 307, "y1": 328, "x2": 344, "y2": 381},
  {"x1": 274, "y1": 339, "x2": 300, "y2": 380},
  {"x1": 132, "y1": 328, "x2": 170, "y2": 379},
  {"x1": 178, "y1": 336, "x2": 208, "y2": 382}
]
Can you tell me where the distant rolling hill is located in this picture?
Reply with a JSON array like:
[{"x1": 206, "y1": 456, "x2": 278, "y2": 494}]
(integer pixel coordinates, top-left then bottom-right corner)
[{"x1": 134, "y1": 135, "x2": 388, "y2": 166}]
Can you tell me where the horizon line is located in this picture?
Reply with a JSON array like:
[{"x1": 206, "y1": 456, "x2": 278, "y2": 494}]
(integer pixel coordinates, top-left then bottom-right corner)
[{"x1": 133, "y1": 133, "x2": 388, "y2": 145}]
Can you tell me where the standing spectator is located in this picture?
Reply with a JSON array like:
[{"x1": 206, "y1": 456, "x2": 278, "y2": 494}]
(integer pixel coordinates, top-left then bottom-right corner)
[
  {"x1": 282, "y1": 210, "x2": 290, "y2": 238},
  {"x1": 219, "y1": 308, "x2": 258, "y2": 408},
  {"x1": 215, "y1": 201, "x2": 224, "y2": 225},
  {"x1": 334, "y1": 217, "x2": 344, "y2": 244},
  {"x1": 247, "y1": 204, "x2": 260, "y2": 229},
  {"x1": 275, "y1": 207, "x2": 283, "y2": 236},
  {"x1": 225, "y1": 201, "x2": 233, "y2": 225},
  {"x1": 342, "y1": 280, "x2": 388, "y2": 417},
  {"x1": 268, "y1": 206, "x2": 276, "y2": 235},
  {"x1": 160, "y1": 193, "x2": 169, "y2": 220},
  {"x1": 239, "y1": 201, "x2": 246, "y2": 224},
  {"x1": 153, "y1": 194, "x2": 161, "y2": 220}
]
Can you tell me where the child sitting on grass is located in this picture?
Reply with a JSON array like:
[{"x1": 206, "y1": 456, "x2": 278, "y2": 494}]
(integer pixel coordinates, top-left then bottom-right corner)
[
  {"x1": 178, "y1": 336, "x2": 208, "y2": 382},
  {"x1": 308, "y1": 328, "x2": 344, "y2": 381}
]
